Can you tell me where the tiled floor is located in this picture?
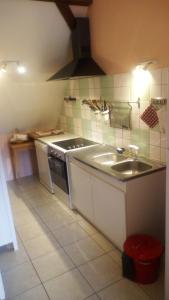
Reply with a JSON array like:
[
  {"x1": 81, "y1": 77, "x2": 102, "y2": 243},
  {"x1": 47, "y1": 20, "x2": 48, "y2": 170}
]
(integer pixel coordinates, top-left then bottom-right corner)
[{"x1": 0, "y1": 176, "x2": 164, "y2": 300}]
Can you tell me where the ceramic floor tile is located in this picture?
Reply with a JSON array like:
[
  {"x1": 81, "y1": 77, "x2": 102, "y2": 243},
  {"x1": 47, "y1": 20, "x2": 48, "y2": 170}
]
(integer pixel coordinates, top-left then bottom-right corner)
[
  {"x1": 108, "y1": 249, "x2": 122, "y2": 267},
  {"x1": 17, "y1": 220, "x2": 49, "y2": 242},
  {"x1": 0, "y1": 243, "x2": 29, "y2": 272},
  {"x1": 52, "y1": 222, "x2": 89, "y2": 247},
  {"x1": 98, "y1": 279, "x2": 150, "y2": 300},
  {"x1": 22, "y1": 188, "x2": 54, "y2": 208},
  {"x1": 64, "y1": 236, "x2": 105, "y2": 266},
  {"x1": 23, "y1": 233, "x2": 61, "y2": 259},
  {"x1": 11, "y1": 199, "x2": 29, "y2": 215},
  {"x1": 44, "y1": 268, "x2": 93, "y2": 300},
  {"x1": 42, "y1": 211, "x2": 75, "y2": 231},
  {"x1": 2, "y1": 261, "x2": 40, "y2": 299},
  {"x1": 32, "y1": 248, "x2": 75, "y2": 282},
  {"x1": 34, "y1": 202, "x2": 62, "y2": 219},
  {"x1": 85, "y1": 295, "x2": 100, "y2": 300},
  {"x1": 79, "y1": 254, "x2": 122, "y2": 292},
  {"x1": 91, "y1": 233, "x2": 114, "y2": 252},
  {"x1": 78, "y1": 219, "x2": 99, "y2": 236},
  {"x1": 14, "y1": 209, "x2": 38, "y2": 228},
  {"x1": 10, "y1": 285, "x2": 49, "y2": 300},
  {"x1": 139, "y1": 270, "x2": 164, "y2": 300}
]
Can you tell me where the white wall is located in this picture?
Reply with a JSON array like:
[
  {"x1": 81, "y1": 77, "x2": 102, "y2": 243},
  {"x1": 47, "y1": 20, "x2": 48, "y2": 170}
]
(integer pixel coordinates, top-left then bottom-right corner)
[
  {"x1": 0, "y1": 81, "x2": 66, "y2": 180},
  {"x1": 0, "y1": 0, "x2": 71, "y2": 82}
]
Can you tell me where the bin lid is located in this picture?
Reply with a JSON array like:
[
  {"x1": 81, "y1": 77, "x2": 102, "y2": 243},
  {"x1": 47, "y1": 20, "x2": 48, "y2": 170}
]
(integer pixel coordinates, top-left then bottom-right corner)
[{"x1": 124, "y1": 234, "x2": 163, "y2": 261}]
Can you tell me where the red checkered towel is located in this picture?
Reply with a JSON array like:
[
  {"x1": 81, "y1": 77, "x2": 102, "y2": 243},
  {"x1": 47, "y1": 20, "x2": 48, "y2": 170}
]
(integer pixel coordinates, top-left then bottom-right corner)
[{"x1": 140, "y1": 104, "x2": 159, "y2": 128}]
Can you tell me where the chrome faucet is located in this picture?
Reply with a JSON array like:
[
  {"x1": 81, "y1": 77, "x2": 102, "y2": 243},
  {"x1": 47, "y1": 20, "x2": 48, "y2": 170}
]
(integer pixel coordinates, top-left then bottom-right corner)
[
  {"x1": 116, "y1": 147, "x2": 126, "y2": 154},
  {"x1": 128, "y1": 144, "x2": 139, "y2": 159}
]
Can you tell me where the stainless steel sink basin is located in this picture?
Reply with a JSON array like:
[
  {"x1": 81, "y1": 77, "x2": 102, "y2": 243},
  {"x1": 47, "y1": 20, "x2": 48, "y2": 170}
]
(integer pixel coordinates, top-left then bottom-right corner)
[
  {"x1": 92, "y1": 153, "x2": 124, "y2": 166},
  {"x1": 111, "y1": 160, "x2": 152, "y2": 175}
]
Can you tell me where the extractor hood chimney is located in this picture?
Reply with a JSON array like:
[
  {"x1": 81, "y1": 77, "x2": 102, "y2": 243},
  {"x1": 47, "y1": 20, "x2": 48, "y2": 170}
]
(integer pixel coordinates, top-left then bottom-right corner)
[{"x1": 47, "y1": 18, "x2": 105, "y2": 81}]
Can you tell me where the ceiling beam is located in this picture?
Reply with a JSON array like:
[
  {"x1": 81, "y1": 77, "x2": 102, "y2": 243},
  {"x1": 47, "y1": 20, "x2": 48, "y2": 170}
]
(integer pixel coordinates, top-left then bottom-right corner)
[
  {"x1": 62, "y1": 0, "x2": 92, "y2": 6},
  {"x1": 32, "y1": 0, "x2": 76, "y2": 29},
  {"x1": 54, "y1": 0, "x2": 76, "y2": 30},
  {"x1": 33, "y1": 0, "x2": 92, "y2": 6}
]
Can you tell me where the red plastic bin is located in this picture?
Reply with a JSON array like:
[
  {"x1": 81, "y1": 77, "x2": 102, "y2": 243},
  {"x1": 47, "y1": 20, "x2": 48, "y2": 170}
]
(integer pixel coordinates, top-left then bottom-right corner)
[{"x1": 124, "y1": 234, "x2": 163, "y2": 284}]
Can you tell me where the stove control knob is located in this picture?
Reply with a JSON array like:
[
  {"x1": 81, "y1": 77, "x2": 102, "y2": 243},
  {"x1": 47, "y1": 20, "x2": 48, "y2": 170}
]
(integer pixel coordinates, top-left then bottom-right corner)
[
  {"x1": 76, "y1": 145, "x2": 80, "y2": 148},
  {"x1": 80, "y1": 144, "x2": 84, "y2": 147},
  {"x1": 68, "y1": 146, "x2": 71, "y2": 150},
  {"x1": 72, "y1": 145, "x2": 76, "y2": 149}
]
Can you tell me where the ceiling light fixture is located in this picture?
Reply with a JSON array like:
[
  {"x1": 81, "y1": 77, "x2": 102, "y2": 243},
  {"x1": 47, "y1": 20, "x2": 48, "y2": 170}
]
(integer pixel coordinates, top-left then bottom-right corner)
[
  {"x1": 0, "y1": 63, "x2": 7, "y2": 73},
  {"x1": 132, "y1": 60, "x2": 157, "y2": 97},
  {"x1": 17, "y1": 64, "x2": 26, "y2": 74},
  {"x1": 0, "y1": 60, "x2": 27, "y2": 75}
]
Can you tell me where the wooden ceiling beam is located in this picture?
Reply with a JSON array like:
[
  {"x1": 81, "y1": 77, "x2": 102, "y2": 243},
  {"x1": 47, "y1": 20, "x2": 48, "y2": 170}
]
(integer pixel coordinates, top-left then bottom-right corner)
[
  {"x1": 62, "y1": 0, "x2": 92, "y2": 6},
  {"x1": 32, "y1": 0, "x2": 92, "y2": 6},
  {"x1": 32, "y1": 0, "x2": 76, "y2": 29},
  {"x1": 54, "y1": 0, "x2": 76, "y2": 30}
]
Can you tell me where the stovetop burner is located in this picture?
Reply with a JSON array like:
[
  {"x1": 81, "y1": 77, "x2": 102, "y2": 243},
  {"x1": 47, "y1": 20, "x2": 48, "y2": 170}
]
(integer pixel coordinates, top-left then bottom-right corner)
[{"x1": 52, "y1": 138, "x2": 97, "y2": 150}]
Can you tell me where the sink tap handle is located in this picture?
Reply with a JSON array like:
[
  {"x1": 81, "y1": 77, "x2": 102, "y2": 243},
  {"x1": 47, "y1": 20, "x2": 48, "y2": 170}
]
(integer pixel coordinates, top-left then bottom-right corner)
[{"x1": 128, "y1": 144, "x2": 139, "y2": 157}]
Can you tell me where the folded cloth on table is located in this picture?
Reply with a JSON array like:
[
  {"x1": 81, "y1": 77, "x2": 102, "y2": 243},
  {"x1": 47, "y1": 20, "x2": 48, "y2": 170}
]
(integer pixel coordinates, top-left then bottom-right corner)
[
  {"x1": 140, "y1": 104, "x2": 159, "y2": 128},
  {"x1": 52, "y1": 129, "x2": 64, "y2": 135}
]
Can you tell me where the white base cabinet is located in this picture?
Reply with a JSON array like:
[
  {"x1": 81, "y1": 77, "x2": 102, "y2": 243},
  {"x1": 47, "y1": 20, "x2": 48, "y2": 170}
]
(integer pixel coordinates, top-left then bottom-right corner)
[
  {"x1": 0, "y1": 272, "x2": 5, "y2": 300},
  {"x1": 69, "y1": 163, "x2": 93, "y2": 221},
  {"x1": 92, "y1": 176, "x2": 126, "y2": 249},
  {"x1": 69, "y1": 158, "x2": 165, "y2": 250},
  {"x1": 0, "y1": 150, "x2": 17, "y2": 250}
]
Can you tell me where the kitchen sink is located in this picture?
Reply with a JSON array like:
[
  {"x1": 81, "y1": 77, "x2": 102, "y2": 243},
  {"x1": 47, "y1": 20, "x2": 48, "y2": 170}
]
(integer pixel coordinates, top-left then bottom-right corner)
[
  {"x1": 111, "y1": 159, "x2": 152, "y2": 175},
  {"x1": 92, "y1": 152, "x2": 124, "y2": 166}
]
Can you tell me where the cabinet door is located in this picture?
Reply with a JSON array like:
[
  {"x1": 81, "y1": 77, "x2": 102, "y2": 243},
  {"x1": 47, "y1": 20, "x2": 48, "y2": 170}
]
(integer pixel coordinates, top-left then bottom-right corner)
[
  {"x1": 0, "y1": 271, "x2": 5, "y2": 299},
  {"x1": 0, "y1": 153, "x2": 17, "y2": 249},
  {"x1": 69, "y1": 162, "x2": 93, "y2": 221},
  {"x1": 92, "y1": 176, "x2": 126, "y2": 250}
]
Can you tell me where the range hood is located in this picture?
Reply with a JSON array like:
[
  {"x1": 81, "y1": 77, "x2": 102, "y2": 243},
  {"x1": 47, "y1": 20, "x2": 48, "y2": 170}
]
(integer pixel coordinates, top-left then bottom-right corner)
[{"x1": 47, "y1": 18, "x2": 105, "y2": 81}]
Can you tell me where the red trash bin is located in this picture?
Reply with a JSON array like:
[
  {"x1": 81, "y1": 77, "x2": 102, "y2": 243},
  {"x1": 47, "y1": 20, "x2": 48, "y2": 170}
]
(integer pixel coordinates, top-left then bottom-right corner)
[{"x1": 123, "y1": 234, "x2": 164, "y2": 284}]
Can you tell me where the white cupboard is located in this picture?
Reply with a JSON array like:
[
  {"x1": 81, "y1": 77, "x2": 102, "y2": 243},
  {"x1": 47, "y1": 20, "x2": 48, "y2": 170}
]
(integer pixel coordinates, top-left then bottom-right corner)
[
  {"x1": 0, "y1": 272, "x2": 5, "y2": 300},
  {"x1": 69, "y1": 163, "x2": 93, "y2": 221},
  {"x1": 69, "y1": 157, "x2": 165, "y2": 250},
  {"x1": 0, "y1": 150, "x2": 17, "y2": 249},
  {"x1": 92, "y1": 176, "x2": 126, "y2": 249}
]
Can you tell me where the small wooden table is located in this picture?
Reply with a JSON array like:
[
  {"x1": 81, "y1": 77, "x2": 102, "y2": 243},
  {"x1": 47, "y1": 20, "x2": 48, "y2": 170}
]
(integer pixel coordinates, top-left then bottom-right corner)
[{"x1": 9, "y1": 141, "x2": 37, "y2": 179}]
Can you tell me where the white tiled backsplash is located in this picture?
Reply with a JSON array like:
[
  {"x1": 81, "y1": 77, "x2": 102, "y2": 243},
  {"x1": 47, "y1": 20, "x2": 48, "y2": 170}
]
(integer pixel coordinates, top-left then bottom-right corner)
[{"x1": 60, "y1": 68, "x2": 169, "y2": 163}]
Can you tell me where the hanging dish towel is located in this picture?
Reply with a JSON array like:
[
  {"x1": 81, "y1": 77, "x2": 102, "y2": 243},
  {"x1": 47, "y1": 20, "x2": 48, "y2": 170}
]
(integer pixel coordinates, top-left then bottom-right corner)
[
  {"x1": 157, "y1": 107, "x2": 166, "y2": 133},
  {"x1": 110, "y1": 102, "x2": 131, "y2": 129},
  {"x1": 140, "y1": 104, "x2": 159, "y2": 128}
]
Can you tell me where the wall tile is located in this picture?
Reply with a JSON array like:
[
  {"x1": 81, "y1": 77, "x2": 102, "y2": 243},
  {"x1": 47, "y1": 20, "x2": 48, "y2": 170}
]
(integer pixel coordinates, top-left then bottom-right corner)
[
  {"x1": 93, "y1": 77, "x2": 101, "y2": 89},
  {"x1": 150, "y1": 145, "x2": 161, "y2": 161},
  {"x1": 151, "y1": 69, "x2": 162, "y2": 85},
  {"x1": 150, "y1": 85, "x2": 162, "y2": 98},
  {"x1": 162, "y1": 85, "x2": 168, "y2": 99},
  {"x1": 162, "y1": 68, "x2": 169, "y2": 85},
  {"x1": 61, "y1": 68, "x2": 168, "y2": 163},
  {"x1": 114, "y1": 87, "x2": 130, "y2": 101},
  {"x1": 150, "y1": 130, "x2": 161, "y2": 146}
]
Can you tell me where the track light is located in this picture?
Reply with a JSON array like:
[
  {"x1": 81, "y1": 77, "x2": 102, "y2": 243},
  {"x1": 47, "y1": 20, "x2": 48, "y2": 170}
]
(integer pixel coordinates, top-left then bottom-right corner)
[
  {"x1": 0, "y1": 63, "x2": 7, "y2": 73},
  {"x1": 0, "y1": 60, "x2": 27, "y2": 75},
  {"x1": 17, "y1": 64, "x2": 26, "y2": 74}
]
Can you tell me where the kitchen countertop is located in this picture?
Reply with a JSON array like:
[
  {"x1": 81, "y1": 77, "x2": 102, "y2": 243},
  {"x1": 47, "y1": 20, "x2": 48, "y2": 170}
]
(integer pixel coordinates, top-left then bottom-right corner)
[{"x1": 68, "y1": 144, "x2": 166, "y2": 181}]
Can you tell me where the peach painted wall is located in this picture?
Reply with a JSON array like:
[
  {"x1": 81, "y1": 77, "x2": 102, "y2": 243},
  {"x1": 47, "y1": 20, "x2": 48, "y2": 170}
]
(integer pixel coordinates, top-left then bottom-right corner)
[{"x1": 89, "y1": 0, "x2": 169, "y2": 74}]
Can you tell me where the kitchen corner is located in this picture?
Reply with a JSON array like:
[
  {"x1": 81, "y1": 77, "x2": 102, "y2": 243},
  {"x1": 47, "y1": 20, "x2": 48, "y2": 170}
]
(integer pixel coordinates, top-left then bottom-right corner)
[{"x1": 0, "y1": 1, "x2": 168, "y2": 300}]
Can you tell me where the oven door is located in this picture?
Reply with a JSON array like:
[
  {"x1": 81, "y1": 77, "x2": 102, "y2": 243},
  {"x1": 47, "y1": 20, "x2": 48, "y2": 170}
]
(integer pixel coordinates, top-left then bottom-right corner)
[{"x1": 48, "y1": 156, "x2": 69, "y2": 194}]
